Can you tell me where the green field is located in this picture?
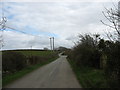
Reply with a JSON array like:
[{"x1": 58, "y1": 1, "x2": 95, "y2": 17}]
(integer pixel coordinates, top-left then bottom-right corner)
[
  {"x1": 4, "y1": 50, "x2": 54, "y2": 57},
  {"x1": 20, "y1": 50, "x2": 52, "y2": 56}
]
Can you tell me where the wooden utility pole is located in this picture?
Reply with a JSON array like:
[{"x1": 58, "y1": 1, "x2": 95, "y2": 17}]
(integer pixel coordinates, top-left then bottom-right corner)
[
  {"x1": 52, "y1": 37, "x2": 54, "y2": 51},
  {"x1": 50, "y1": 37, "x2": 55, "y2": 51},
  {"x1": 50, "y1": 37, "x2": 52, "y2": 50},
  {"x1": 31, "y1": 46, "x2": 32, "y2": 49}
]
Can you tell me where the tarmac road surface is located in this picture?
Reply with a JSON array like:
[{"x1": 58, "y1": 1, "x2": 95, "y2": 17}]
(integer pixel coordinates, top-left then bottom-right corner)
[{"x1": 4, "y1": 55, "x2": 81, "y2": 88}]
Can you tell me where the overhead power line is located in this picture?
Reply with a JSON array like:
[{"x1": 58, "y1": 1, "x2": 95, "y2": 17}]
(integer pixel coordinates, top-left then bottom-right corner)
[{"x1": 0, "y1": 0, "x2": 39, "y2": 37}]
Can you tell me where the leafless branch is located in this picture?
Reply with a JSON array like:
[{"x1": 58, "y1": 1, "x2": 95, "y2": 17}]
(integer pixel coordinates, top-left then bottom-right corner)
[
  {"x1": 100, "y1": 20, "x2": 115, "y2": 29},
  {"x1": 101, "y1": 2, "x2": 120, "y2": 41}
]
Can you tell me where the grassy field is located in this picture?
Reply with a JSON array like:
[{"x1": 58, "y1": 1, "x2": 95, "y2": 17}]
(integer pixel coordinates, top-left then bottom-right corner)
[
  {"x1": 68, "y1": 59, "x2": 108, "y2": 88},
  {"x1": 20, "y1": 50, "x2": 52, "y2": 56},
  {"x1": 2, "y1": 50, "x2": 59, "y2": 86},
  {"x1": 5, "y1": 50, "x2": 54, "y2": 57}
]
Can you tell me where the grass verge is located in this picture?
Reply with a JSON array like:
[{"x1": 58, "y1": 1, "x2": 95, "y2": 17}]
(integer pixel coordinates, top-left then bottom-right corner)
[
  {"x1": 68, "y1": 59, "x2": 108, "y2": 88},
  {"x1": 2, "y1": 56, "x2": 58, "y2": 87}
]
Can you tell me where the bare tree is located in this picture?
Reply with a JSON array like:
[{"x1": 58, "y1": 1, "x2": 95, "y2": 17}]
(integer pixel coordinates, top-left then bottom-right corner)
[{"x1": 101, "y1": 2, "x2": 120, "y2": 41}]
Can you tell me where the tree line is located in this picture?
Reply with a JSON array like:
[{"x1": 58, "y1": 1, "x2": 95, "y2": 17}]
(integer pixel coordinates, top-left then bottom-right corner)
[{"x1": 67, "y1": 33, "x2": 119, "y2": 87}]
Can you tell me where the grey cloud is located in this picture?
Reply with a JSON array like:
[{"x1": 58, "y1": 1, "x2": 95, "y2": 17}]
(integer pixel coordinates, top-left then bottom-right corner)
[{"x1": 2, "y1": 1, "x2": 116, "y2": 49}]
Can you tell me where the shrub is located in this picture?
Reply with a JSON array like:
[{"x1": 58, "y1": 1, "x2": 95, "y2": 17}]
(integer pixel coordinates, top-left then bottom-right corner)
[
  {"x1": 104, "y1": 41, "x2": 120, "y2": 87},
  {"x1": 2, "y1": 51, "x2": 27, "y2": 75},
  {"x1": 68, "y1": 34, "x2": 101, "y2": 68},
  {"x1": 28, "y1": 56, "x2": 49, "y2": 65},
  {"x1": 67, "y1": 33, "x2": 120, "y2": 87}
]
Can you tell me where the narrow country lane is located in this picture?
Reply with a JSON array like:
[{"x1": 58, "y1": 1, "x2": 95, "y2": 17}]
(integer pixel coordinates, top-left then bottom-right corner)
[{"x1": 4, "y1": 55, "x2": 81, "y2": 88}]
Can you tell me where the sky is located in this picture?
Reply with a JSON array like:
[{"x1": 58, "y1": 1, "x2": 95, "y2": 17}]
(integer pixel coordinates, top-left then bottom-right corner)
[{"x1": 0, "y1": 0, "x2": 119, "y2": 50}]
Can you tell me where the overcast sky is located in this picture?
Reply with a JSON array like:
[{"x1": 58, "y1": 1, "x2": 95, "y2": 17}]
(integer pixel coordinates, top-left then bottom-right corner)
[{"x1": 0, "y1": 0, "x2": 119, "y2": 50}]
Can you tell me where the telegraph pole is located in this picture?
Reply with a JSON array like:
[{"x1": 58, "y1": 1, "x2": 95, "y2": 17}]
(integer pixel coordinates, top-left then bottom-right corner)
[
  {"x1": 52, "y1": 37, "x2": 54, "y2": 51},
  {"x1": 49, "y1": 37, "x2": 55, "y2": 51},
  {"x1": 50, "y1": 37, "x2": 52, "y2": 50},
  {"x1": 31, "y1": 46, "x2": 32, "y2": 49}
]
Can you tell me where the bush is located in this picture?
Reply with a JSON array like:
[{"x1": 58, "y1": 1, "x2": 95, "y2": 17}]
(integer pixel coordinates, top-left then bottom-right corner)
[
  {"x1": 2, "y1": 51, "x2": 27, "y2": 75},
  {"x1": 67, "y1": 33, "x2": 120, "y2": 87},
  {"x1": 104, "y1": 41, "x2": 120, "y2": 87},
  {"x1": 28, "y1": 56, "x2": 49, "y2": 65},
  {"x1": 68, "y1": 34, "x2": 101, "y2": 69},
  {"x1": 26, "y1": 51, "x2": 58, "y2": 65}
]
